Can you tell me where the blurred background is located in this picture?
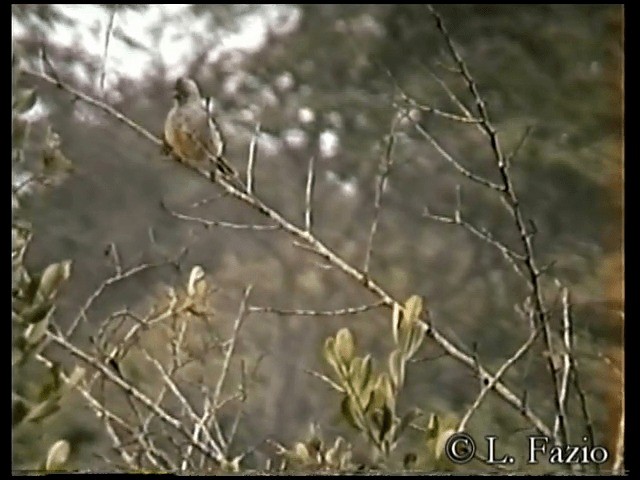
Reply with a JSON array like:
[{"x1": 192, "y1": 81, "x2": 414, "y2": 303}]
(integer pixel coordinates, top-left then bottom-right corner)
[{"x1": 12, "y1": 4, "x2": 623, "y2": 472}]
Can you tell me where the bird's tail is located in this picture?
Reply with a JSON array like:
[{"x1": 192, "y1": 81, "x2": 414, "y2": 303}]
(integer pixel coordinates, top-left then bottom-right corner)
[
  {"x1": 215, "y1": 155, "x2": 237, "y2": 177},
  {"x1": 210, "y1": 154, "x2": 245, "y2": 189}
]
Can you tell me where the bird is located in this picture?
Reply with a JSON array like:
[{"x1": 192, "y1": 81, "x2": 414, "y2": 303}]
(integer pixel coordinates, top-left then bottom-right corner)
[{"x1": 163, "y1": 77, "x2": 238, "y2": 180}]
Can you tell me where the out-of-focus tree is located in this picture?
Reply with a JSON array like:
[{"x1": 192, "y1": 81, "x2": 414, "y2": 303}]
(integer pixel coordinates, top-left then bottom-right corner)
[{"x1": 11, "y1": 4, "x2": 623, "y2": 473}]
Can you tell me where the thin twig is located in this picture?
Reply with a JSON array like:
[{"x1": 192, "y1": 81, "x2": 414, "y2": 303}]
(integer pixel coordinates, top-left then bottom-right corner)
[
  {"x1": 554, "y1": 287, "x2": 572, "y2": 446},
  {"x1": 383, "y1": 66, "x2": 480, "y2": 124},
  {"x1": 304, "y1": 156, "x2": 316, "y2": 232},
  {"x1": 364, "y1": 119, "x2": 397, "y2": 274},
  {"x1": 141, "y1": 349, "x2": 222, "y2": 454},
  {"x1": 506, "y1": 125, "x2": 534, "y2": 164},
  {"x1": 412, "y1": 119, "x2": 503, "y2": 191},
  {"x1": 571, "y1": 357, "x2": 598, "y2": 473},
  {"x1": 248, "y1": 301, "x2": 385, "y2": 317},
  {"x1": 35, "y1": 353, "x2": 178, "y2": 471},
  {"x1": 423, "y1": 205, "x2": 527, "y2": 280},
  {"x1": 458, "y1": 326, "x2": 539, "y2": 432},
  {"x1": 45, "y1": 329, "x2": 225, "y2": 462},
  {"x1": 206, "y1": 287, "x2": 253, "y2": 452},
  {"x1": 304, "y1": 369, "x2": 345, "y2": 393},
  {"x1": 162, "y1": 201, "x2": 279, "y2": 231},
  {"x1": 247, "y1": 123, "x2": 260, "y2": 195},
  {"x1": 190, "y1": 191, "x2": 231, "y2": 208},
  {"x1": 22, "y1": 68, "x2": 161, "y2": 146},
  {"x1": 213, "y1": 286, "x2": 252, "y2": 406},
  {"x1": 66, "y1": 262, "x2": 159, "y2": 338},
  {"x1": 99, "y1": 8, "x2": 117, "y2": 94}
]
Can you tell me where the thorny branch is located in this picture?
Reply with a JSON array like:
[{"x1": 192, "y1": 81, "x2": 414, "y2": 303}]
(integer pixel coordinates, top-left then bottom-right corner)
[{"x1": 418, "y1": 3, "x2": 591, "y2": 450}]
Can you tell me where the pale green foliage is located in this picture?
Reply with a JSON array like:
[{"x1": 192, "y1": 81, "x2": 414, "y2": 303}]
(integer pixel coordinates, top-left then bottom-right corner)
[
  {"x1": 313, "y1": 294, "x2": 457, "y2": 471},
  {"x1": 273, "y1": 424, "x2": 356, "y2": 472},
  {"x1": 45, "y1": 439, "x2": 71, "y2": 471},
  {"x1": 12, "y1": 49, "x2": 79, "y2": 471}
]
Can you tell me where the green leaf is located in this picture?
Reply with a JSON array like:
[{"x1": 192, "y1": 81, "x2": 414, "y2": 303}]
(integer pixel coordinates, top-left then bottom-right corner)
[
  {"x1": 42, "y1": 149, "x2": 74, "y2": 174},
  {"x1": 38, "y1": 362, "x2": 63, "y2": 401},
  {"x1": 12, "y1": 44, "x2": 23, "y2": 88},
  {"x1": 404, "y1": 295, "x2": 423, "y2": 324},
  {"x1": 367, "y1": 386, "x2": 384, "y2": 414},
  {"x1": 434, "y1": 428, "x2": 456, "y2": 460},
  {"x1": 19, "y1": 301, "x2": 53, "y2": 325},
  {"x1": 12, "y1": 399, "x2": 29, "y2": 427},
  {"x1": 335, "y1": 328, "x2": 355, "y2": 365},
  {"x1": 391, "y1": 302, "x2": 402, "y2": 345},
  {"x1": 37, "y1": 260, "x2": 72, "y2": 301},
  {"x1": 13, "y1": 88, "x2": 38, "y2": 114},
  {"x1": 293, "y1": 442, "x2": 311, "y2": 463},
  {"x1": 359, "y1": 354, "x2": 372, "y2": 392},
  {"x1": 378, "y1": 404, "x2": 393, "y2": 442},
  {"x1": 187, "y1": 265, "x2": 206, "y2": 297},
  {"x1": 45, "y1": 439, "x2": 70, "y2": 471},
  {"x1": 380, "y1": 439, "x2": 390, "y2": 456},
  {"x1": 323, "y1": 336, "x2": 340, "y2": 375},
  {"x1": 405, "y1": 322, "x2": 427, "y2": 359},
  {"x1": 12, "y1": 347, "x2": 24, "y2": 367},
  {"x1": 388, "y1": 349, "x2": 405, "y2": 391},
  {"x1": 12, "y1": 116, "x2": 30, "y2": 150},
  {"x1": 24, "y1": 315, "x2": 50, "y2": 344},
  {"x1": 341, "y1": 395, "x2": 361, "y2": 430},
  {"x1": 376, "y1": 373, "x2": 395, "y2": 411}
]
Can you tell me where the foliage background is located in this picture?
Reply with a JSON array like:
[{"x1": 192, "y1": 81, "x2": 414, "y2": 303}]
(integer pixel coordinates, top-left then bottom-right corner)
[{"x1": 12, "y1": 4, "x2": 623, "y2": 472}]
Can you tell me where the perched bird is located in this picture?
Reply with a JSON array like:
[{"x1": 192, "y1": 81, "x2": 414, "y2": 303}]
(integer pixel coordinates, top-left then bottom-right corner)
[{"x1": 164, "y1": 77, "x2": 237, "y2": 178}]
